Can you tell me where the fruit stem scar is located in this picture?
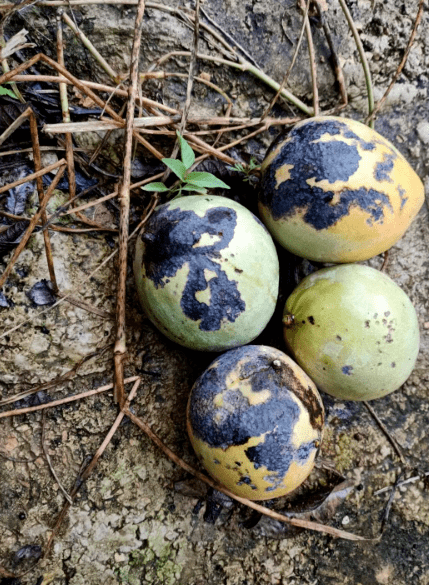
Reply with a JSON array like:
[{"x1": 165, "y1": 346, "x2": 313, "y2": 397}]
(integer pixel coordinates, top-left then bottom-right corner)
[{"x1": 283, "y1": 313, "x2": 295, "y2": 328}]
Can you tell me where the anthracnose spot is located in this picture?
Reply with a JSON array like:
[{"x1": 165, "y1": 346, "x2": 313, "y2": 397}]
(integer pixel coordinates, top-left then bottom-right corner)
[
  {"x1": 189, "y1": 347, "x2": 318, "y2": 477},
  {"x1": 342, "y1": 365, "x2": 353, "y2": 375},
  {"x1": 261, "y1": 119, "x2": 393, "y2": 229},
  {"x1": 374, "y1": 152, "x2": 396, "y2": 182},
  {"x1": 397, "y1": 185, "x2": 408, "y2": 209},
  {"x1": 142, "y1": 205, "x2": 245, "y2": 331}
]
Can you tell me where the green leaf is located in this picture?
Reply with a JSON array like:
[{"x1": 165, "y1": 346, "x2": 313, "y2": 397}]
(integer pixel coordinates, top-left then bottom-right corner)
[
  {"x1": 0, "y1": 85, "x2": 18, "y2": 99},
  {"x1": 181, "y1": 185, "x2": 207, "y2": 194},
  {"x1": 186, "y1": 172, "x2": 230, "y2": 189},
  {"x1": 162, "y1": 158, "x2": 187, "y2": 180},
  {"x1": 141, "y1": 182, "x2": 170, "y2": 192},
  {"x1": 177, "y1": 131, "x2": 195, "y2": 169}
]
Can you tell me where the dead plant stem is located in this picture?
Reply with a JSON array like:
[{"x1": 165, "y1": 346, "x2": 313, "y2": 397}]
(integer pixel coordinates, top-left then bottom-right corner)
[
  {"x1": 44, "y1": 378, "x2": 141, "y2": 555},
  {"x1": 0, "y1": 376, "x2": 140, "y2": 420},
  {"x1": 28, "y1": 108, "x2": 59, "y2": 291},
  {"x1": 338, "y1": 0, "x2": 374, "y2": 126},
  {"x1": 114, "y1": 0, "x2": 146, "y2": 407},
  {"x1": 0, "y1": 164, "x2": 66, "y2": 290},
  {"x1": 261, "y1": 0, "x2": 310, "y2": 121},
  {"x1": 299, "y1": 0, "x2": 319, "y2": 116},
  {"x1": 366, "y1": 0, "x2": 425, "y2": 124},
  {"x1": 125, "y1": 408, "x2": 366, "y2": 541}
]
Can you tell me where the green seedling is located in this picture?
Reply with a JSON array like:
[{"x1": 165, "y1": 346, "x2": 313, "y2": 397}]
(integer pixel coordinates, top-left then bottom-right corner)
[
  {"x1": 228, "y1": 157, "x2": 260, "y2": 184},
  {"x1": 0, "y1": 85, "x2": 18, "y2": 99},
  {"x1": 142, "y1": 131, "x2": 230, "y2": 197}
]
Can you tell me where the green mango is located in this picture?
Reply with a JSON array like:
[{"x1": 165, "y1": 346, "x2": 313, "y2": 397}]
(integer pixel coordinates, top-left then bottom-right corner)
[
  {"x1": 283, "y1": 264, "x2": 419, "y2": 401},
  {"x1": 134, "y1": 196, "x2": 279, "y2": 351}
]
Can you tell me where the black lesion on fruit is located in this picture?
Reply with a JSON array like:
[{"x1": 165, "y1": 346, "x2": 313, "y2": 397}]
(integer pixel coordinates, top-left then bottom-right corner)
[
  {"x1": 189, "y1": 346, "x2": 320, "y2": 479},
  {"x1": 142, "y1": 204, "x2": 245, "y2": 331},
  {"x1": 342, "y1": 365, "x2": 353, "y2": 375},
  {"x1": 261, "y1": 119, "x2": 393, "y2": 229},
  {"x1": 308, "y1": 316, "x2": 315, "y2": 324},
  {"x1": 237, "y1": 475, "x2": 255, "y2": 488},
  {"x1": 397, "y1": 185, "x2": 408, "y2": 209},
  {"x1": 374, "y1": 152, "x2": 396, "y2": 182}
]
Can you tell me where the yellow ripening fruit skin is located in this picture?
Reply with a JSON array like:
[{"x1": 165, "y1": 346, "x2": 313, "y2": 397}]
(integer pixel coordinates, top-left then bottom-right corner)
[
  {"x1": 259, "y1": 116, "x2": 425, "y2": 263},
  {"x1": 283, "y1": 264, "x2": 420, "y2": 401},
  {"x1": 187, "y1": 345, "x2": 324, "y2": 500},
  {"x1": 133, "y1": 196, "x2": 279, "y2": 352}
]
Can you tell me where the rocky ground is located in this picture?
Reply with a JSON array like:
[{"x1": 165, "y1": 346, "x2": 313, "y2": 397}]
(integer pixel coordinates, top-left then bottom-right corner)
[{"x1": 1, "y1": 0, "x2": 429, "y2": 584}]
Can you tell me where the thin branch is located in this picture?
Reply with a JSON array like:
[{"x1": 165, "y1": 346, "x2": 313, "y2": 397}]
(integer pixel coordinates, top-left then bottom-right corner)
[
  {"x1": 379, "y1": 471, "x2": 404, "y2": 535},
  {"x1": 299, "y1": 0, "x2": 319, "y2": 116},
  {"x1": 61, "y1": 9, "x2": 121, "y2": 83},
  {"x1": 338, "y1": 0, "x2": 374, "y2": 126},
  {"x1": 28, "y1": 109, "x2": 59, "y2": 291},
  {"x1": 0, "y1": 106, "x2": 34, "y2": 146},
  {"x1": 366, "y1": 0, "x2": 425, "y2": 124},
  {"x1": 44, "y1": 378, "x2": 141, "y2": 556},
  {"x1": 0, "y1": 345, "x2": 112, "y2": 407},
  {"x1": 375, "y1": 471, "x2": 429, "y2": 496},
  {"x1": 363, "y1": 401, "x2": 406, "y2": 465},
  {"x1": 0, "y1": 193, "x2": 158, "y2": 341},
  {"x1": 199, "y1": 6, "x2": 261, "y2": 69},
  {"x1": 0, "y1": 164, "x2": 66, "y2": 290},
  {"x1": 42, "y1": 410, "x2": 74, "y2": 504},
  {"x1": 179, "y1": 0, "x2": 200, "y2": 135},
  {"x1": 0, "y1": 158, "x2": 66, "y2": 194},
  {"x1": 125, "y1": 408, "x2": 366, "y2": 541},
  {"x1": 380, "y1": 250, "x2": 389, "y2": 272},
  {"x1": 0, "y1": 376, "x2": 140, "y2": 420},
  {"x1": 149, "y1": 50, "x2": 313, "y2": 115},
  {"x1": 11, "y1": 74, "x2": 179, "y2": 113},
  {"x1": 261, "y1": 0, "x2": 310, "y2": 121},
  {"x1": 313, "y1": 0, "x2": 347, "y2": 106},
  {"x1": 114, "y1": 0, "x2": 146, "y2": 407}
]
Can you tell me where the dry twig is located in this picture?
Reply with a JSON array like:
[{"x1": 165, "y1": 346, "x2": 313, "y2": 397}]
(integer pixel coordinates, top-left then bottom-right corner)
[
  {"x1": 338, "y1": 0, "x2": 374, "y2": 126},
  {"x1": 0, "y1": 164, "x2": 66, "y2": 290},
  {"x1": 44, "y1": 378, "x2": 142, "y2": 555},
  {"x1": 261, "y1": 0, "x2": 311, "y2": 121},
  {"x1": 363, "y1": 401, "x2": 406, "y2": 465},
  {"x1": 0, "y1": 376, "x2": 140, "y2": 420},
  {"x1": 42, "y1": 410, "x2": 74, "y2": 504},
  {"x1": 114, "y1": 0, "x2": 147, "y2": 407},
  {"x1": 299, "y1": 0, "x2": 319, "y2": 116},
  {"x1": 366, "y1": 0, "x2": 425, "y2": 124},
  {"x1": 125, "y1": 408, "x2": 367, "y2": 542}
]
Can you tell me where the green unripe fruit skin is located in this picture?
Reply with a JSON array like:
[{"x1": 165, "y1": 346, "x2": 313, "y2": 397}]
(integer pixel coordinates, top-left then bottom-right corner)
[
  {"x1": 134, "y1": 196, "x2": 279, "y2": 351},
  {"x1": 283, "y1": 265, "x2": 419, "y2": 401}
]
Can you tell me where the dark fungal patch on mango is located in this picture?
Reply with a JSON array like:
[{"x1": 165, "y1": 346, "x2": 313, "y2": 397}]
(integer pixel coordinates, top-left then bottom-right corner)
[
  {"x1": 261, "y1": 119, "x2": 394, "y2": 229},
  {"x1": 342, "y1": 365, "x2": 354, "y2": 375},
  {"x1": 188, "y1": 346, "x2": 322, "y2": 478},
  {"x1": 374, "y1": 152, "x2": 396, "y2": 182},
  {"x1": 398, "y1": 185, "x2": 408, "y2": 209},
  {"x1": 276, "y1": 362, "x2": 324, "y2": 431},
  {"x1": 141, "y1": 204, "x2": 245, "y2": 331}
]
